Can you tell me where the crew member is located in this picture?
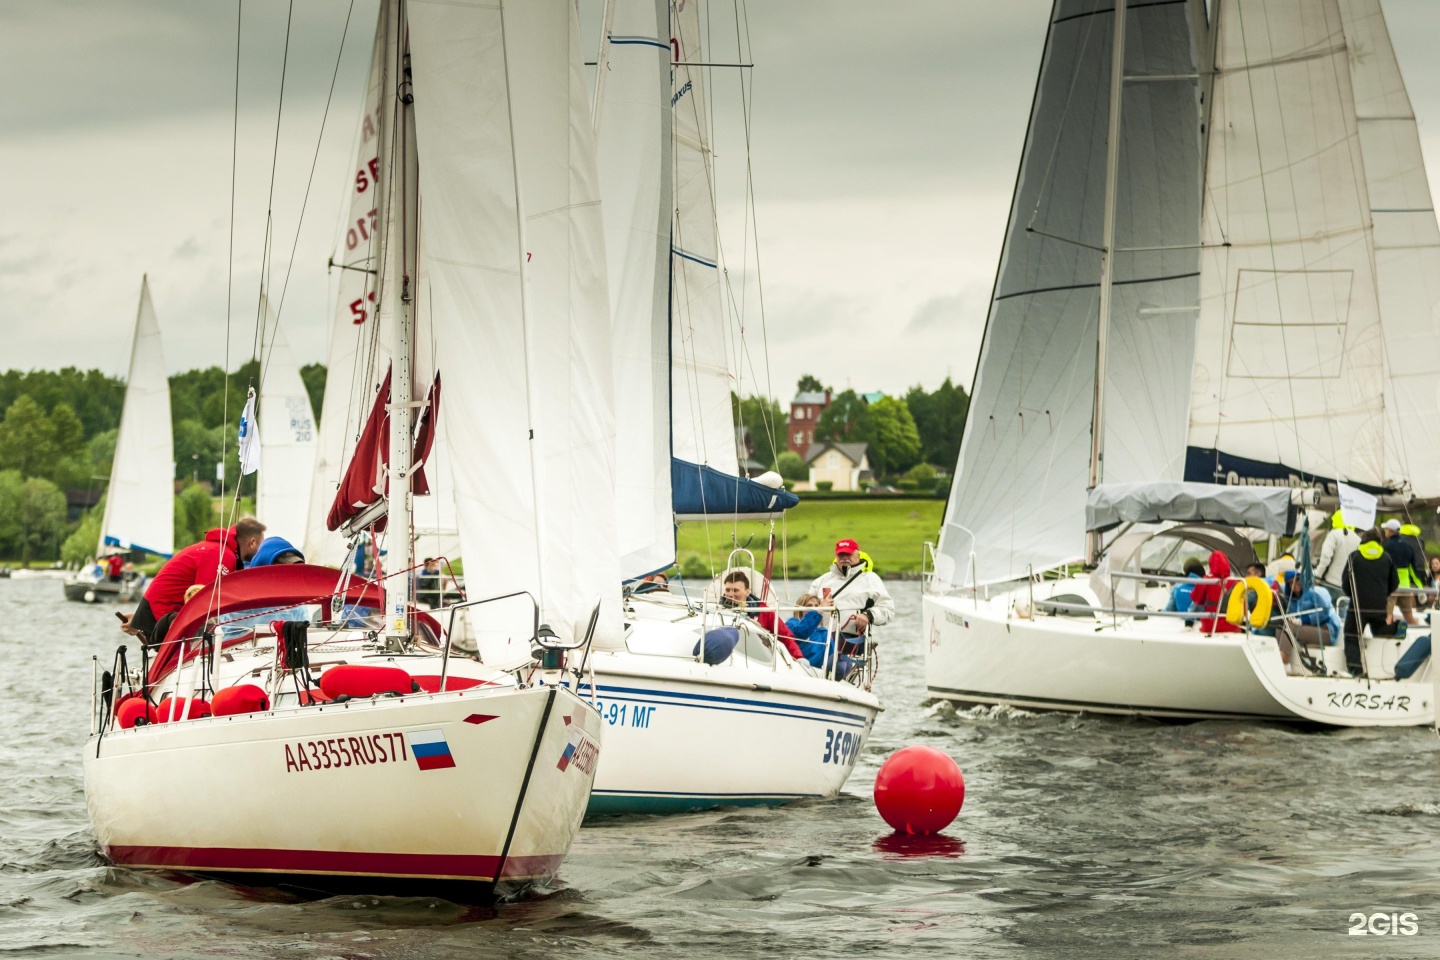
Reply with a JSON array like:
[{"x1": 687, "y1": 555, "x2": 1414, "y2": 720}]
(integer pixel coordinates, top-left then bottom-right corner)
[
  {"x1": 120, "y1": 518, "x2": 266, "y2": 644},
  {"x1": 1381, "y1": 519, "x2": 1422, "y2": 626},
  {"x1": 1342, "y1": 530, "x2": 1399, "y2": 677},
  {"x1": 807, "y1": 538, "x2": 896, "y2": 648},
  {"x1": 722, "y1": 570, "x2": 804, "y2": 660}
]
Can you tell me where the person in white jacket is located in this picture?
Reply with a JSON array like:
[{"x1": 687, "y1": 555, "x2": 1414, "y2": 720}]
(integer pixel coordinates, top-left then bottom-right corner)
[
  {"x1": 1317, "y1": 510, "x2": 1361, "y2": 595},
  {"x1": 807, "y1": 538, "x2": 896, "y2": 641}
]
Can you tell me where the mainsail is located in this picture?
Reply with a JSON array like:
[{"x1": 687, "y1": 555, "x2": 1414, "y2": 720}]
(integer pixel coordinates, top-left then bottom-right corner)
[
  {"x1": 1336, "y1": 0, "x2": 1440, "y2": 498},
  {"x1": 594, "y1": 0, "x2": 675, "y2": 578},
  {"x1": 670, "y1": 0, "x2": 739, "y2": 475},
  {"x1": 936, "y1": 0, "x2": 1202, "y2": 588},
  {"x1": 1186, "y1": 0, "x2": 1387, "y2": 492},
  {"x1": 407, "y1": 0, "x2": 623, "y2": 644},
  {"x1": 256, "y1": 297, "x2": 318, "y2": 545},
  {"x1": 100, "y1": 276, "x2": 174, "y2": 558}
]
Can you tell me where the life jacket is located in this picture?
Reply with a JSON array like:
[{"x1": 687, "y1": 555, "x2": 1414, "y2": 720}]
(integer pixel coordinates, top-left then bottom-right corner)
[{"x1": 1188, "y1": 550, "x2": 1240, "y2": 633}]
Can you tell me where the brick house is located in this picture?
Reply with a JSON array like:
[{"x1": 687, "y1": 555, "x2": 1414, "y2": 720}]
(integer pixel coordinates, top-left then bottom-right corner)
[{"x1": 787, "y1": 389, "x2": 831, "y2": 459}]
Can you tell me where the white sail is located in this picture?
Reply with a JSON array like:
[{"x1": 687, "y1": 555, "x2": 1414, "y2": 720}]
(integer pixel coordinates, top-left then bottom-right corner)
[
  {"x1": 100, "y1": 276, "x2": 174, "y2": 557},
  {"x1": 1186, "y1": 0, "x2": 1386, "y2": 490},
  {"x1": 304, "y1": 24, "x2": 390, "y2": 567},
  {"x1": 408, "y1": 0, "x2": 622, "y2": 644},
  {"x1": 256, "y1": 297, "x2": 318, "y2": 546},
  {"x1": 936, "y1": 0, "x2": 1201, "y2": 587},
  {"x1": 594, "y1": 0, "x2": 674, "y2": 578},
  {"x1": 1337, "y1": 0, "x2": 1440, "y2": 498},
  {"x1": 670, "y1": 0, "x2": 739, "y2": 473}
]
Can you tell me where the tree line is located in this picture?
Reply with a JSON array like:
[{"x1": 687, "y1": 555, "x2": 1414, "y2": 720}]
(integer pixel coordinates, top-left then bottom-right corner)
[
  {"x1": 735, "y1": 374, "x2": 970, "y2": 493},
  {"x1": 0, "y1": 364, "x2": 327, "y2": 562}
]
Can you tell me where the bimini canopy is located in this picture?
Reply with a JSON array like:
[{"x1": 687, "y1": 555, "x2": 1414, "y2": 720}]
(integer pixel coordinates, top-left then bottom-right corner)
[
  {"x1": 672, "y1": 458, "x2": 798, "y2": 521},
  {"x1": 1086, "y1": 482, "x2": 1315, "y2": 536}
]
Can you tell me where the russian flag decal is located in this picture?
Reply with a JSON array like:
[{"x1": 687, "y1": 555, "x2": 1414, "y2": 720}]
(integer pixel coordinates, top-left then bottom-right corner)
[{"x1": 408, "y1": 729, "x2": 456, "y2": 771}]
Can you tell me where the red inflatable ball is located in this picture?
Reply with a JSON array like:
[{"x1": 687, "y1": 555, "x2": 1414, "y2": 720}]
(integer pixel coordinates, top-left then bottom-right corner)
[
  {"x1": 873, "y1": 745, "x2": 965, "y2": 835},
  {"x1": 211, "y1": 684, "x2": 270, "y2": 717},
  {"x1": 154, "y1": 696, "x2": 213, "y2": 723},
  {"x1": 115, "y1": 697, "x2": 157, "y2": 729}
]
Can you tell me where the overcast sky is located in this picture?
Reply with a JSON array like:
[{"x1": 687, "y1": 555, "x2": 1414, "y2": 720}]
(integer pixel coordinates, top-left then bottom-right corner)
[{"x1": 4, "y1": 0, "x2": 1440, "y2": 405}]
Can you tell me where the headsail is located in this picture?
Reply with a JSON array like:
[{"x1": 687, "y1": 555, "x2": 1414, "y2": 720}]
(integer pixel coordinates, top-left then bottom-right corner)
[
  {"x1": 256, "y1": 296, "x2": 318, "y2": 545},
  {"x1": 670, "y1": 0, "x2": 739, "y2": 475},
  {"x1": 594, "y1": 0, "x2": 675, "y2": 578},
  {"x1": 407, "y1": 0, "x2": 623, "y2": 644},
  {"x1": 1336, "y1": 0, "x2": 1440, "y2": 499},
  {"x1": 100, "y1": 276, "x2": 174, "y2": 558},
  {"x1": 936, "y1": 0, "x2": 1202, "y2": 588},
  {"x1": 1186, "y1": 0, "x2": 1387, "y2": 492}
]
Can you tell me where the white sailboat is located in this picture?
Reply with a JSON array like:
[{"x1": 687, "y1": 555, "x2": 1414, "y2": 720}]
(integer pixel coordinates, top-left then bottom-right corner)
[
  {"x1": 256, "y1": 295, "x2": 318, "y2": 547},
  {"x1": 83, "y1": 0, "x2": 606, "y2": 898},
  {"x1": 65, "y1": 276, "x2": 173, "y2": 603},
  {"x1": 922, "y1": 0, "x2": 1440, "y2": 727},
  {"x1": 560, "y1": 0, "x2": 881, "y2": 815}
]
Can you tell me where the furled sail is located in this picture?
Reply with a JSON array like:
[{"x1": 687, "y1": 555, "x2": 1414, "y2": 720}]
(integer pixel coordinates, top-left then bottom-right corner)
[
  {"x1": 100, "y1": 276, "x2": 174, "y2": 558},
  {"x1": 407, "y1": 0, "x2": 623, "y2": 644},
  {"x1": 594, "y1": 0, "x2": 675, "y2": 578},
  {"x1": 936, "y1": 0, "x2": 1202, "y2": 588},
  {"x1": 1186, "y1": 0, "x2": 1387, "y2": 492},
  {"x1": 304, "y1": 24, "x2": 390, "y2": 567},
  {"x1": 670, "y1": 0, "x2": 739, "y2": 475},
  {"x1": 256, "y1": 297, "x2": 318, "y2": 545},
  {"x1": 1336, "y1": 0, "x2": 1440, "y2": 499}
]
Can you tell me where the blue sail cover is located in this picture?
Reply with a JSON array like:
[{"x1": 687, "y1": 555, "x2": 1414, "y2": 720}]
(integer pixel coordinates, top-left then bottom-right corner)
[{"x1": 671, "y1": 458, "x2": 798, "y2": 519}]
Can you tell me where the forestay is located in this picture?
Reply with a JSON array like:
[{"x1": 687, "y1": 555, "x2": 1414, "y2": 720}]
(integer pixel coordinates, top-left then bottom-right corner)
[
  {"x1": 101, "y1": 276, "x2": 174, "y2": 558},
  {"x1": 936, "y1": 0, "x2": 1201, "y2": 588},
  {"x1": 408, "y1": 0, "x2": 623, "y2": 645},
  {"x1": 257, "y1": 296, "x2": 318, "y2": 546},
  {"x1": 1187, "y1": 0, "x2": 1387, "y2": 491},
  {"x1": 594, "y1": 0, "x2": 675, "y2": 578},
  {"x1": 670, "y1": 0, "x2": 738, "y2": 475},
  {"x1": 1336, "y1": 0, "x2": 1440, "y2": 499}
]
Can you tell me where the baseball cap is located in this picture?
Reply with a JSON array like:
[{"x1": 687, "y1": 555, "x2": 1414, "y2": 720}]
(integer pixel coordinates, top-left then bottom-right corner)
[
  {"x1": 1382, "y1": 518, "x2": 1402, "y2": 531},
  {"x1": 835, "y1": 538, "x2": 859, "y2": 555}
]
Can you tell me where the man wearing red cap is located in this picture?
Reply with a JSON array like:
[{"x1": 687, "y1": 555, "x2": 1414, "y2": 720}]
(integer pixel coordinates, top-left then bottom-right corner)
[{"x1": 803, "y1": 538, "x2": 895, "y2": 668}]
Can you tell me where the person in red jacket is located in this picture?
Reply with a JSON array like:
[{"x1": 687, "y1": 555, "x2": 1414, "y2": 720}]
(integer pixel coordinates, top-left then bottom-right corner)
[
  {"x1": 120, "y1": 518, "x2": 266, "y2": 644},
  {"x1": 1187, "y1": 550, "x2": 1240, "y2": 634}
]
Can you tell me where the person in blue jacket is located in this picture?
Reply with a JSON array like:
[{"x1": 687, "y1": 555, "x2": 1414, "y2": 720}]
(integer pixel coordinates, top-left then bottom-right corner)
[
  {"x1": 1279, "y1": 570, "x2": 1344, "y2": 645},
  {"x1": 1164, "y1": 557, "x2": 1205, "y2": 624},
  {"x1": 786, "y1": 594, "x2": 825, "y2": 642}
]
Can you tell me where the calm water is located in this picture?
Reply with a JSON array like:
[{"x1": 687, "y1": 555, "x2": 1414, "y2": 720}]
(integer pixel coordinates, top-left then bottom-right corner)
[{"x1": 3, "y1": 577, "x2": 1439, "y2": 959}]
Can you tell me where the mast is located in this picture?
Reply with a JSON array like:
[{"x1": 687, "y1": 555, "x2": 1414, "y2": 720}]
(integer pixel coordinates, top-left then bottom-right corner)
[
  {"x1": 1087, "y1": 0, "x2": 1126, "y2": 560},
  {"x1": 384, "y1": 15, "x2": 417, "y2": 645}
]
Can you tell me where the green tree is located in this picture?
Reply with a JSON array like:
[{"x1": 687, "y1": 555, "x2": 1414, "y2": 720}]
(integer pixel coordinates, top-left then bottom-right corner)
[
  {"x1": 0, "y1": 395, "x2": 58, "y2": 478},
  {"x1": 62, "y1": 495, "x2": 105, "y2": 566},
  {"x1": 174, "y1": 418, "x2": 222, "y2": 484},
  {"x1": 815, "y1": 389, "x2": 875, "y2": 445},
  {"x1": 175, "y1": 482, "x2": 217, "y2": 548},
  {"x1": 906, "y1": 378, "x2": 969, "y2": 468},
  {"x1": 868, "y1": 395, "x2": 922, "y2": 476},
  {"x1": 796, "y1": 374, "x2": 826, "y2": 395},
  {"x1": 301, "y1": 363, "x2": 327, "y2": 421},
  {"x1": 0, "y1": 470, "x2": 23, "y2": 556},
  {"x1": 18, "y1": 477, "x2": 66, "y2": 561},
  {"x1": 776, "y1": 450, "x2": 808, "y2": 482},
  {"x1": 732, "y1": 393, "x2": 786, "y2": 469},
  {"x1": 87, "y1": 429, "x2": 118, "y2": 482}
]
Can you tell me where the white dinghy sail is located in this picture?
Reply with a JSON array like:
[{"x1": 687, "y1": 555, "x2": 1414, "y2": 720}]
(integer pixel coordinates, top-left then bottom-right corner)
[
  {"x1": 100, "y1": 276, "x2": 174, "y2": 558},
  {"x1": 256, "y1": 295, "x2": 318, "y2": 546}
]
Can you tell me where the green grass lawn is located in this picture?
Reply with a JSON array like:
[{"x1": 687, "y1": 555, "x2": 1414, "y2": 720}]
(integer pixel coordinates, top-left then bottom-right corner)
[{"x1": 674, "y1": 498, "x2": 944, "y2": 580}]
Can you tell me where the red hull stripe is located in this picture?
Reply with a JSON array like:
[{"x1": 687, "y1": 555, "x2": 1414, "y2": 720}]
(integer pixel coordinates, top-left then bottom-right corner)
[{"x1": 106, "y1": 845, "x2": 565, "y2": 880}]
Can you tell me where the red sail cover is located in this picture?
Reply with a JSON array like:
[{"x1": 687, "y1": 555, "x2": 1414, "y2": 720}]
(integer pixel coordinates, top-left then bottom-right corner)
[{"x1": 325, "y1": 369, "x2": 440, "y2": 532}]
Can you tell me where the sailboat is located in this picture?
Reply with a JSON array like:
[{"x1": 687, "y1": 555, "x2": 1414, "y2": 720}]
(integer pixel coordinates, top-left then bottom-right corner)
[
  {"x1": 256, "y1": 295, "x2": 318, "y2": 547},
  {"x1": 923, "y1": 0, "x2": 1440, "y2": 727},
  {"x1": 83, "y1": 0, "x2": 606, "y2": 898},
  {"x1": 64, "y1": 276, "x2": 173, "y2": 603},
  {"x1": 548, "y1": 0, "x2": 880, "y2": 816}
]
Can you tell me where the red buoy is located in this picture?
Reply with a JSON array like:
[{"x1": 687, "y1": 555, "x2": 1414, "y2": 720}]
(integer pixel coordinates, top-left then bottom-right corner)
[
  {"x1": 115, "y1": 697, "x2": 156, "y2": 729},
  {"x1": 873, "y1": 745, "x2": 965, "y2": 835},
  {"x1": 319, "y1": 664, "x2": 414, "y2": 699},
  {"x1": 154, "y1": 696, "x2": 212, "y2": 722},
  {"x1": 211, "y1": 684, "x2": 270, "y2": 717}
]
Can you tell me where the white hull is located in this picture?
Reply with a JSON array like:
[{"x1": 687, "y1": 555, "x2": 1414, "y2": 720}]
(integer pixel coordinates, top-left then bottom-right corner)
[
  {"x1": 924, "y1": 587, "x2": 1436, "y2": 727},
  {"x1": 554, "y1": 594, "x2": 881, "y2": 815},
  {"x1": 87, "y1": 677, "x2": 600, "y2": 898}
]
